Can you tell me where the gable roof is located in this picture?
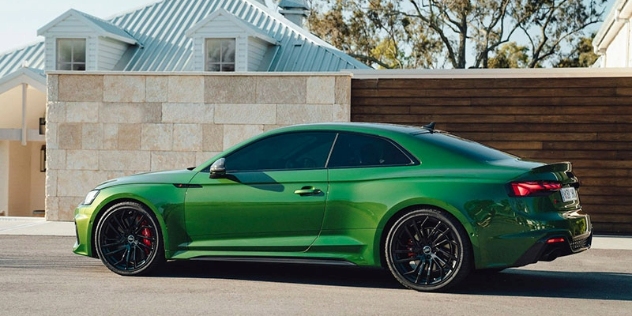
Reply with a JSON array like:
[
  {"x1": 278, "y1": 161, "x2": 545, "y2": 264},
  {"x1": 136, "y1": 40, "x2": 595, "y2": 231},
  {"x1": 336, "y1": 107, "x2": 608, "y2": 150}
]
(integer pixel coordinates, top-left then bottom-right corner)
[
  {"x1": 185, "y1": 8, "x2": 277, "y2": 45},
  {"x1": 37, "y1": 9, "x2": 138, "y2": 45},
  {"x1": 0, "y1": 0, "x2": 369, "y2": 77},
  {"x1": 0, "y1": 42, "x2": 45, "y2": 79}
]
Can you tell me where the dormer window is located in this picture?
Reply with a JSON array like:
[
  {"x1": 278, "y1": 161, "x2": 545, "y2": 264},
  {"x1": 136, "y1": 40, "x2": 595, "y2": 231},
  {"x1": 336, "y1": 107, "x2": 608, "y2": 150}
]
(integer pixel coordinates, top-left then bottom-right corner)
[
  {"x1": 206, "y1": 39, "x2": 235, "y2": 72},
  {"x1": 56, "y1": 38, "x2": 86, "y2": 71}
]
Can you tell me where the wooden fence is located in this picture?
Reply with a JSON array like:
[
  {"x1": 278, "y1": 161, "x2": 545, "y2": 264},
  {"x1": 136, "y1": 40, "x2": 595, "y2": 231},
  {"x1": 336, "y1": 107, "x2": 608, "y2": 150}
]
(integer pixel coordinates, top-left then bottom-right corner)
[{"x1": 350, "y1": 70, "x2": 632, "y2": 234}]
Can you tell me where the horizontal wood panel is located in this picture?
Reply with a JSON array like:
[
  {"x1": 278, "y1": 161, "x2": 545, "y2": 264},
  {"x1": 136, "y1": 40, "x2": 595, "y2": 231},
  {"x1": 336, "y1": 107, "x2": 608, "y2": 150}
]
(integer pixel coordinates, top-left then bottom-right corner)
[
  {"x1": 351, "y1": 76, "x2": 632, "y2": 235},
  {"x1": 351, "y1": 77, "x2": 632, "y2": 90},
  {"x1": 352, "y1": 96, "x2": 632, "y2": 107}
]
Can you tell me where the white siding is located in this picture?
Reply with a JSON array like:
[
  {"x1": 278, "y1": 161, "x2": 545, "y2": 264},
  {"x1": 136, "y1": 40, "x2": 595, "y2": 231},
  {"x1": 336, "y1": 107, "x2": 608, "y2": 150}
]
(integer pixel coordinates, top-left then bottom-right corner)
[
  {"x1": 44, "y1": 38, "x2": 56, "y2": 72},
  {"x1": 605, "y1": 23, "x2": 630, "y2": 67},
  {"x1": 44, "y1": 16, "x2": 95, "y2": 36},
  {"x1": 247, "y1": 37, "x2": 270, "y2": 71},
  {"x1": 97, "y1": 37, "x2": 129, "y2": 70},
  {"x1": 189, "y1": 15, "x2": 249, "y2": 72}
]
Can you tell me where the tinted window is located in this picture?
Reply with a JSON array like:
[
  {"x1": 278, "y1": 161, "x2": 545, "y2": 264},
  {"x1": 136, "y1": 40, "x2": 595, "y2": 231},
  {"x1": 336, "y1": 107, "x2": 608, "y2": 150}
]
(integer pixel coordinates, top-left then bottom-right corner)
[
  {"x1": 417, "y1": 133, "x2": 515, "y2": 162},
  {"x1": 328, "y1": 133, "x2": 413, "y2": 168},
  {"x1": 225, "y1": 132, "x2": 336, "y2": 172}
]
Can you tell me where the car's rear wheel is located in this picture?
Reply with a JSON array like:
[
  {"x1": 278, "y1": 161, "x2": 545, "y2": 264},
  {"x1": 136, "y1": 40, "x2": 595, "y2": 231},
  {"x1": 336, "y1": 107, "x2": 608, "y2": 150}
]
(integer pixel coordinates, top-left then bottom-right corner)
[
  {"x1": 95, "y1": 201, "x2": 164, "y2": 276},
  {"x1": 385, "y1": 208, "x2": 472, "y2": 291}
]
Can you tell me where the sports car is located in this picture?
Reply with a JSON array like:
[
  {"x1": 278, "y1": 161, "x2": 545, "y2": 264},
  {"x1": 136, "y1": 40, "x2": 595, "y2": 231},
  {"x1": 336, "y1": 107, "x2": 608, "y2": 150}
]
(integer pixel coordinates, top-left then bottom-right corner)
[{"x1": 73, "y1": 122, "x2": 591, "y2": 291}]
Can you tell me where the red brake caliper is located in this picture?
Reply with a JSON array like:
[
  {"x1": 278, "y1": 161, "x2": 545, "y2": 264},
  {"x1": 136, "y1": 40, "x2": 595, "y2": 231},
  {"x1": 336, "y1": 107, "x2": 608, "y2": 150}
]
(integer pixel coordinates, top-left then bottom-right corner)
[
  {"x1": 407, "y1": 239, "x2": 415, "y2": 258},
  {"x1": 140, "y1": 221, "x2": 152, "y2": 254}
]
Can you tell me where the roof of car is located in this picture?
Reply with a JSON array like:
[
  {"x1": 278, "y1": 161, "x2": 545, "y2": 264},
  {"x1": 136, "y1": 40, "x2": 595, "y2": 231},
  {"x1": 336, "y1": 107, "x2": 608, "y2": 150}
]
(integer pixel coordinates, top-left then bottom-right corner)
[{"x1": 271, "y1": 122, "x2": 432, "y2": 136}]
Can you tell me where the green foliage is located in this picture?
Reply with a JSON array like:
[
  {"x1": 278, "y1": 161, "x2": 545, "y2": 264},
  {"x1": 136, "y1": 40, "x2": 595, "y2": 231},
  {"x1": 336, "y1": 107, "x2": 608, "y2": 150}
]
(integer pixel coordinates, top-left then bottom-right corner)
[
  {"x1": 488, "y1": 43, "x2": 529, "y2": 68},
  {"x1": 555, "y1": 34, "x2": 600, "y2": 67},
  {"x1": 307, "y1": 0, "x2": 607, "y2": 69}
]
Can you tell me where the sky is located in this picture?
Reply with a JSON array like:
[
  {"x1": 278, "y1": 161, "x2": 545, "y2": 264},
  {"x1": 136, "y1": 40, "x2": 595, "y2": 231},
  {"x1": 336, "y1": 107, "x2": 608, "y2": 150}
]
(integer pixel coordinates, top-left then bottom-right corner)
[
  {"x1": 0, "y1": 0, "x2": 618, "y2": 56},
  {"x1": 0, "y1": 0, "x2": 153, "y2": 54}
]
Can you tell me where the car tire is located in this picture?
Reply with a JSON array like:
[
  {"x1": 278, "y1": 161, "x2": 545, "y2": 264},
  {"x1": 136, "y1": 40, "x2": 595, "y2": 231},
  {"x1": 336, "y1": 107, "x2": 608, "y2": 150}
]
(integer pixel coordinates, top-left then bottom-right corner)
[
  {"x1": 95, "y1": 201, "x2": 165, "y2": 276},
  {"x1": 385, "y1": 208, "x2": 472, "y2": 292}
]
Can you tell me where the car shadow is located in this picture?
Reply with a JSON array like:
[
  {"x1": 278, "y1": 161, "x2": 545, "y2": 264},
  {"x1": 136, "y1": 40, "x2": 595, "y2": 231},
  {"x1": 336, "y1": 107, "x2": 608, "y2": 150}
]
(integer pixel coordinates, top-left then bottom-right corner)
[
  {"x1": 457, "y1": 268, "x2": 632, "y2": 301},
  {"x1": 157, "y1": 260, "x2": 632, "y2": 300},
  {"x1": 160, "y1": 260, "x2": 401, "y2": 289}
]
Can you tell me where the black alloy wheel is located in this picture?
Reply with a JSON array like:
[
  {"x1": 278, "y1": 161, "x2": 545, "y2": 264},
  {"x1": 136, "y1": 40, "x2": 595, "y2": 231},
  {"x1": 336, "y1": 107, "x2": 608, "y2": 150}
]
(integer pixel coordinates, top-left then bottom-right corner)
[
  {"x1": 385, "y1": 208, "x2": 472, "y2": 291},
  {"x1": 95, "y1": 201, "x2": 165, "y2": 276}
]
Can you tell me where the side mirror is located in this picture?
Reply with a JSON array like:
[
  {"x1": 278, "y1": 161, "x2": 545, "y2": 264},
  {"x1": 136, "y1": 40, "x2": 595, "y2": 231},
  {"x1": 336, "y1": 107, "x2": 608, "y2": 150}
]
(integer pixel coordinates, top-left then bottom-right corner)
[{"x1": 209, "y1": 158, "x2": 226, "y2": 179}]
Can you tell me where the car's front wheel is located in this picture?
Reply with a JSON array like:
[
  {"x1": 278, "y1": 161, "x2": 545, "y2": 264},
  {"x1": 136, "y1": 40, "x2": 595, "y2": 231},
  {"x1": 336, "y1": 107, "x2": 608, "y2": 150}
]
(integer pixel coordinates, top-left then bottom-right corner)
[
  {"x1": 385, "y1": 208, "x2": 472, "y2": 291},
  {"x1": 95, "y1": 201, "x2": 164, "y2": 276}
]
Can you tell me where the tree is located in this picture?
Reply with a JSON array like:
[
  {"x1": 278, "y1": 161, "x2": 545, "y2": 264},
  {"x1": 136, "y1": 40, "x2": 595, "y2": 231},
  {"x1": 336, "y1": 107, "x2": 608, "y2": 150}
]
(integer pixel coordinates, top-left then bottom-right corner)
[
  {"x1": 308, "y1": 0, "x2": 607, "y2": 69},
  {"x1": 488, "y1": 42, "x2": 529, "y2": 68},
  {"x1": 555, "y1": 34, "x2": 600, "y2": 67}
]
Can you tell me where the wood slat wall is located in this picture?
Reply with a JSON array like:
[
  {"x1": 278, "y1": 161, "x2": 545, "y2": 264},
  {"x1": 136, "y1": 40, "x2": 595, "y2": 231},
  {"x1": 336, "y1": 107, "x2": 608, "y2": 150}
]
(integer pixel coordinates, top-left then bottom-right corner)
[{"x1": 351, "y1": 76, "x2": 632, "y2": 234}]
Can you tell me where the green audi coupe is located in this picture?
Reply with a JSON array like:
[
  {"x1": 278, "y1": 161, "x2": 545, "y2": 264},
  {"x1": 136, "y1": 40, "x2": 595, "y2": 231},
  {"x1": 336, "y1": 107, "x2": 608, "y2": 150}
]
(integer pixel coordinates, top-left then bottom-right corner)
[{"x1": 73, "y1": 122, "x2": 591, "y2": 291}]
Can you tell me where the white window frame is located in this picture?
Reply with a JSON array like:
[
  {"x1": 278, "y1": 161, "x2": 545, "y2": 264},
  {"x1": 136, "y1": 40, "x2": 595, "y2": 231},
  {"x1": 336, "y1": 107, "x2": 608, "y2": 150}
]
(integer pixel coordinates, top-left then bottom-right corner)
[
  {"x1": 56, "y1": 38, "x2": 86, "y2": 71},
  {"x1": 205, "y1": 38, "x2": 236, "y2": 72}
]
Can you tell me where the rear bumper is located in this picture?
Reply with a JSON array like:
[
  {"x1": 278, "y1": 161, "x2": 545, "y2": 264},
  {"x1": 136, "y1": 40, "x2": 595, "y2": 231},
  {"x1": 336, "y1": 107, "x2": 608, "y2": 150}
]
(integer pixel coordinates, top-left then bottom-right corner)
[{"x1": 513, "y1": 231, "x2": 592, "y2": 267}]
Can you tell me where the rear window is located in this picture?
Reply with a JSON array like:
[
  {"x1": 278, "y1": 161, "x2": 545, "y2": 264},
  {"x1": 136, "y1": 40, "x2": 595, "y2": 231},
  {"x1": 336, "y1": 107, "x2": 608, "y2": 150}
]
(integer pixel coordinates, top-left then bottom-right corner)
[{"x1": 416, "y1": 132, "x2": 515, "y2": 162}]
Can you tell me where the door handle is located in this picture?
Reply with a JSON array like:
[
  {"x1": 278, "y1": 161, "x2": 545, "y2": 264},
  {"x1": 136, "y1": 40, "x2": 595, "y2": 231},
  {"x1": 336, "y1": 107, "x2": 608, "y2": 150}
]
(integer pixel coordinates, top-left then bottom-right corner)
[{"x1": 294, "y1": 186, "x2": 322, "y2": 196}]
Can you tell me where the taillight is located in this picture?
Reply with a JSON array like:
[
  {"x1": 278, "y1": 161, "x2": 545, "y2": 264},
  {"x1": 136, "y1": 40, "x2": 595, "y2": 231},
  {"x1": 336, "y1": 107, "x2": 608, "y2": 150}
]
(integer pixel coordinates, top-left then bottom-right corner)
[{"x1": 510, "y1": 181, "x2": 562, "y2": 197}]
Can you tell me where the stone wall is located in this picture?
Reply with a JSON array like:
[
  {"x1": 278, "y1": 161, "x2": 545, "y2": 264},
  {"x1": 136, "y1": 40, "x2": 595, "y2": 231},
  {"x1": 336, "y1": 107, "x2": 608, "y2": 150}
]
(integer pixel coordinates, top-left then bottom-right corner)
[{"x1": 46, "y1": 73, "x2": 351, "y2": 221}]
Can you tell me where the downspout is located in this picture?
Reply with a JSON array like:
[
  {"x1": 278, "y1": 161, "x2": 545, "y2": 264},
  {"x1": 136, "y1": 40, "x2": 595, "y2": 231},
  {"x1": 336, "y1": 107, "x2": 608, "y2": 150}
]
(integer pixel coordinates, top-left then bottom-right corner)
[{"x1": 21, "y1": 83, "x2": 27, "y2": 146}]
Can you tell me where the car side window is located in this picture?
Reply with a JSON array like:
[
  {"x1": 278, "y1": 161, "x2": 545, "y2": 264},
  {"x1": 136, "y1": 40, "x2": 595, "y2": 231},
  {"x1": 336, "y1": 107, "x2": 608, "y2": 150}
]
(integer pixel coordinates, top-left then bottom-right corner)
[
  {"x1": 328, "y1": 133, "x2": 414, "y2": 168},
  {"x1": 225, "y1": 132, "x2": 336, "y2": 172}
]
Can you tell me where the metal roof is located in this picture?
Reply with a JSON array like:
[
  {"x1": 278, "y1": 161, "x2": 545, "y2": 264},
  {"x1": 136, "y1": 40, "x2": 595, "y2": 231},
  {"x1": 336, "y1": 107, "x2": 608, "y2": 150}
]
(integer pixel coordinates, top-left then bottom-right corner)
[{"x1": 0, "y1": 0, "x2": 369, "y2": 79}]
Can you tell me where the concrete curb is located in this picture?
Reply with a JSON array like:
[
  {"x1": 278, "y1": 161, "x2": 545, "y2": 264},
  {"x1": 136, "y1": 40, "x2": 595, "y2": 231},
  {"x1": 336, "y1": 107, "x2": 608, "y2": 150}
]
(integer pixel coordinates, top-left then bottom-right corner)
[{"x1": 1, "y1": 217, "x2": 631, "y2": 250}]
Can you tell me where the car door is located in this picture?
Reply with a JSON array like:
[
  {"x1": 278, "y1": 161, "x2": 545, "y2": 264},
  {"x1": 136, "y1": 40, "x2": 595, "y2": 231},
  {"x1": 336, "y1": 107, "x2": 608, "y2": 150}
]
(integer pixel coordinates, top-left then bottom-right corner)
[{"x1": 184, "y1": 131, "x2": 336, "y2": 253}]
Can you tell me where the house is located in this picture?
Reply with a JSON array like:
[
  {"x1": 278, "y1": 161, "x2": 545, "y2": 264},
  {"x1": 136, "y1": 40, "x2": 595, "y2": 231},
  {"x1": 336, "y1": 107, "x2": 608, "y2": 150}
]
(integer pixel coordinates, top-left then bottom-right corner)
[
  {"x1": 0, "y1": 0, "x2": 369, "y2": 218},
  {"x1": 593, "y1": 0, "x2": 632, "y2": 67}
]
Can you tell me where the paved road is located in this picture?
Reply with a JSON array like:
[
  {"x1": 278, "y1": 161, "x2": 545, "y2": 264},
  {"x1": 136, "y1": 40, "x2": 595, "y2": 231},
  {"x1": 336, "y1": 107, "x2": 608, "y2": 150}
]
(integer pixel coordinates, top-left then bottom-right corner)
[{"x1": 1, "y1": 235, "x2": 631, "y2": 315}]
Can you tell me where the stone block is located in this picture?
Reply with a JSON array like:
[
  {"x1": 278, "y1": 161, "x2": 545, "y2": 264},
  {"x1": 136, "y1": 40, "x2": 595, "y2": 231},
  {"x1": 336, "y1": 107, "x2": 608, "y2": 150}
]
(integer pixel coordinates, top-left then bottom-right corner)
[
  {"x1": 58, "y1": 124, "x2": 82, "y2": 149},
  {"x1": 82, "y1": 124, "x2": 103, "y2": 150},
  {"x1": 173, "y1": 124, "x2": 203, "y2": 151},
  {"x1": 58, "y1": 75, "x2": 103, "y2": 102},
  {"x1": 44, "y1": 197, "x2": 59, "y2": 221},
  {"x1": 205, "y1": 76, "x2": 256, "y2": 104},
  {"x1": 141, "y1": 124, "x2": 173, "y2": 151},
  {"x1": 99, "y1": 102, "x2": 162, "y2": 124},
  {"x1": 168, "y1": 76, "x2": 204, "y2": 103},
  {"x1": 67, "y1": 150, "x2": 98, "y2": 170},
  {"x1": 146, "y1": 76, "x2": 169, "y2": 102},
  {"x1": 47, "y1": 75, "x2": 59, "y2": 102},
  {"x1": 223, "y1": 124, "x2": 263, "y2": 149},
  {"x1": 47, "y1": 149, "x2": 66, "y2": 170},
  {"x1": 56, "y1": 196, "x2": 84, "y2": 221},
  {"x1": 162, "y1": 103, "x2": 214, "y2": 123},
  {"x1": 215, "y1": 104, "x2": 276, "y2": 124},
  {"x1": 45, "y1": 170, "x2": 57, "y2": 197},
  {"x1": 256, "y1": 77, "x2": 306, "y2": 104},
  {"x1": 202, "y1": 124, "x2": 224, "y2": 152},
  {"x1": 45, "y1": 122, "x2": 59, "y2": 150},
  {"x1": 104, "y1": 75, "x2": 146, "y2": 103},
  {"x1": 66, "y1": 102, "x2": 100, "y2": 123},
  {"x1": 276, "y1": 104, "x2": 333, "y2": 124},
  {"x1": 150, "y1": 151, "x2": 196, "y2": 171},
  {"x1": 102, "y1": 124, "x2": 118, "y2": 150},
  {"x1": 335, "y1": 76, "x2": 351, "y2": 105},
  {"x1": 47, "y1": 101, "x2": 66, "y2": 124},
  {"x1": 117, "y1": 124, "x2": 141, "y2": 150},
  {"x1": 57, "y1": 170, "x2": 110, "y2": 197},
  {"x1": 306, "y1": 77, "x2": 336, "y2": 104},
  {"x1": 195, "y1": 151, "x2": 220, "y2": 166},
  {"x1": 263, "y1": 124, "x2": 286, "y2": 132},
  {"x1": 98, "y1": 150, "x2": 151, "y2": 171},
  {"x1": 333, "y1": 103, "x2": 351, "y2": 122}
]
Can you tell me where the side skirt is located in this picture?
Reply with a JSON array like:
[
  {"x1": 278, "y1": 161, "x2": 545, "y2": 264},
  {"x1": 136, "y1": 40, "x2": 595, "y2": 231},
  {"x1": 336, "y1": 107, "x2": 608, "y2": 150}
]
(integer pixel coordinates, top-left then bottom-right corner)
[{"x1": 189, "y1": 256, "x2": 357, "y2": 266}]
